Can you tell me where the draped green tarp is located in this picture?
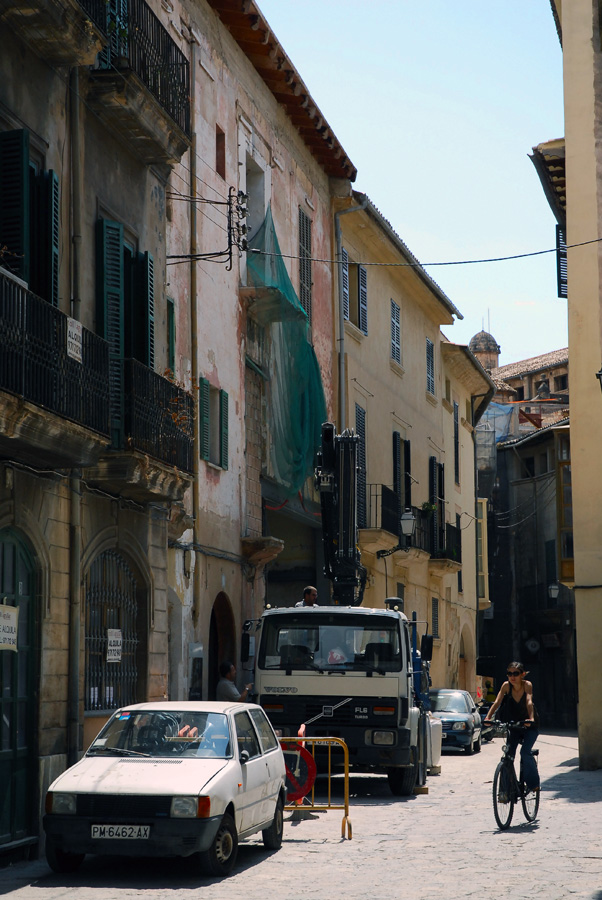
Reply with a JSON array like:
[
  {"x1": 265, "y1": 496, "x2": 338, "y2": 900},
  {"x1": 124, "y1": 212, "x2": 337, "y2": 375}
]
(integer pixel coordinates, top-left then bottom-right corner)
[{"x1": 246, "y1": 205, "x2": 327, "y2": 497}]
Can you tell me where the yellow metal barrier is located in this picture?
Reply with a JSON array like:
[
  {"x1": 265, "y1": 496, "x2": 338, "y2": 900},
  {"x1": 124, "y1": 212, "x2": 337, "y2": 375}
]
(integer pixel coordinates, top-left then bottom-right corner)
[{"x1": 280, "y1": 736, "x2": 352, "y2": 839}]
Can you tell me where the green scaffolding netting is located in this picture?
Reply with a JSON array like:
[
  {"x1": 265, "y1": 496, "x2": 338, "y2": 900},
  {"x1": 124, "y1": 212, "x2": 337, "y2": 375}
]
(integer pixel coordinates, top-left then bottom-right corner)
[{"x1": 246, "y1": 204, "x2": 327, "y2": 498}]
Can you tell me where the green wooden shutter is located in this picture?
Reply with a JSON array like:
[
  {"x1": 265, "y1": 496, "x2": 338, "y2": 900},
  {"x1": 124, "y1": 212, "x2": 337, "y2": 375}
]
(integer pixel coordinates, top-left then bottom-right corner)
[
  {"x1": 556, "y1": 224, "x2": 568, "y2": 299},
  {"x1": 96, "y1": 218, "x2": 124, "y2": 447},
  {"x1": 429, "y1": 455, "x2": 439, "y2": 553},
  {"x1": 426, "y1": 338, "x2": 435, "y2": 394},
  {"x1": 219, "y1": 389, "x2": 228, "y2": 470},
  {"x1": 199, "y1": 377, "x2": 210, "y2": 460},
  {"x1": 391, "y1": 299, "x2": 400, "y2": 363},
  {"x1": 298, "y1": 207, "x2": 312, "y2": 322},
  {"x1": 0, "y1": 129, "x2": 30, "y2": 283},
  {"x1": 358, "y1": 265, "x2": 368, "y2": 335},
  {"x1": 355, "y1": 403, "x2": 366, "y2": 528},
  {"x1": 32, "y1": 169, "x2": 60, "y2": 307},
  {"x1": 167, "y1": 298, "x2": 175, "y2": 374},
  {"x1": 341, "y1": 247, "x2": 350, "y2": 321},
  {"x1": 393, "y1": 431, "x2": 402, "y2": 498},
  {"x1": 404, "y1": 439, "x2": 412, "y2": 508},
  {"x1": 136, "y1": 251, "x2": 155, "y2": 368}
]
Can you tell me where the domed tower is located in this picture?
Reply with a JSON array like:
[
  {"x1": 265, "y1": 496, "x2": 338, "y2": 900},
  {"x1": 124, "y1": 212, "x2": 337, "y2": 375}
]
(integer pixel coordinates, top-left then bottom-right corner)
[{"x1": 469, "y1": 330, "x2": 501, "y2": 372}]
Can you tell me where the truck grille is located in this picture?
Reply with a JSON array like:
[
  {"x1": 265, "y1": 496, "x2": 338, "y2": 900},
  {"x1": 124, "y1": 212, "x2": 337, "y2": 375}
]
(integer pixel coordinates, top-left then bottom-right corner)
[{"x1": 261, "y1": 694, "x2": 398, "y2": 728}]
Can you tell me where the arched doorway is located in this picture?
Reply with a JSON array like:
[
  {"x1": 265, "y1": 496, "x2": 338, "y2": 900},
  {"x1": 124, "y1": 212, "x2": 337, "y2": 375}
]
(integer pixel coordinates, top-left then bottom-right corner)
[
  {"x1": 0, "y1": 529, "x2": 37, "y2": 849},
  {"x1": 84, "y1": 550, "x2": 147, "y2": 742},
  {"x1": 208, "y1": 593, "x2": 236, "y2": 700}
]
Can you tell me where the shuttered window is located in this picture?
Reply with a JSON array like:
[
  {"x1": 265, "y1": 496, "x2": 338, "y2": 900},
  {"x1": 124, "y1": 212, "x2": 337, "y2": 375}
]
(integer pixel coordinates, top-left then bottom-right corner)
[
  {"x1": 393, "y1": 433, "x2": 412, "y2": 511},
  {"x1": 393, "y1": 431, "x2": 402, "y2": 499},
  {"x1": 431, "y1": 597, "x2": 439, "y2": 638},
  {"x1": 355, "y1": 403, "x2": 367, "y2": 528},
  {"x1": 299, "y1": 207, "x2": 312, "y2": 322},
  {"x1": 454, "y1": 401, "x2": 460, "y2": 484},
  {"x1": 167, "y1": 298, "x2": 175, "y2": 374},
  {"x1": 0, "y1": 129, "x2": 60, "y2": 305},
  {"x1": 426, "y1": 338, "x2": 435, "y2": 394},
  {"x1": 199, "y1": 376, "x2": 229, "y2": 470},
  {"x1": 556, "y1": 224, "x2": 567, "y2": 299},
  {"x1": 429, "y1": 456, "x2": 445, "y2": 554},
  {"x1": 391, "y1": 299, "x2": 401, "y2": 363},
  {"x1": 358, "y1": 265, "x2": 368, "y2": 335},
  {"x1": 96, "y1": 219, "x2": 156, "y2": 445},
  {"x1": 342, "y1": 248, "x2": 368, "y2": 335},
  {"x1": 404, "y1": 440, "x2": 412, "y2": 509},
  {"x1": 341, "y1": 247, "x2": 350, "y2": 321}
]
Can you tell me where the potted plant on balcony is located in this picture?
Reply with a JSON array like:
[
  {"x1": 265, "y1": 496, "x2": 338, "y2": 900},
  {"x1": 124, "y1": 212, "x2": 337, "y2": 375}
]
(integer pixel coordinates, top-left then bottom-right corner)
[{"x1": 421, "y1": 501, "x2": 437, "y2": 516}]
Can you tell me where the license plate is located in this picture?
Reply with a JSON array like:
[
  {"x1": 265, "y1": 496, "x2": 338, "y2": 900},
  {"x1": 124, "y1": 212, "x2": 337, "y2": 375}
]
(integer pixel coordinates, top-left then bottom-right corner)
[{"x1": 91, "y1": 824, "x2": 150, "y2": 840}]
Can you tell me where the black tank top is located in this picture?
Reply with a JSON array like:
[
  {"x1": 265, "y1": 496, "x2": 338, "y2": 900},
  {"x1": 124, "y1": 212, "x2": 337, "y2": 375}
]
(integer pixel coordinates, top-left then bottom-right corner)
[{"x1": 506, "y1": 688, "x2": 539, "y2": 725}]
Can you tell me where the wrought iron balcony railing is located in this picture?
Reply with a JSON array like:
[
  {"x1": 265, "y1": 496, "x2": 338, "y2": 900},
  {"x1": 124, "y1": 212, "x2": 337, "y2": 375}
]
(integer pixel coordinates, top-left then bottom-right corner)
[
  {"x1": 366, "y1": 484, "x2": 401, "y2": 535},
  {"x1": 123, "y1": 359, "x2": 193, "y2": 473},
  {"x1": 78, "y1": 0, "x2": 108, "y2": 35},
  {"x1": 96, "y1": 0, "x2": 191, "y2": 136},
  {"x1": 0, "y1": 269, "x2": 110, "y2": 436}
]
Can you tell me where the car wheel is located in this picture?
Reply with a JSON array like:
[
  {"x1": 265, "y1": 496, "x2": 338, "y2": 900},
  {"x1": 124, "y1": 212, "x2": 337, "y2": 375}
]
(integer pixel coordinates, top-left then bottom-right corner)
[
  {"x1": 200, "y1": 813, "x2": 238, "y2": 877},
  {"x1": 464, "y1": 732, "x2": 475, "y2": 755},
  {"x1": 262, "y1": 794, "x2": 284, "y2": 850},
  {"x1": 45, "y1": 838, "x2": 85, "y2": 874},
  {"x1": 474, "y1": 733, "x2": 482, "y2": 753}
]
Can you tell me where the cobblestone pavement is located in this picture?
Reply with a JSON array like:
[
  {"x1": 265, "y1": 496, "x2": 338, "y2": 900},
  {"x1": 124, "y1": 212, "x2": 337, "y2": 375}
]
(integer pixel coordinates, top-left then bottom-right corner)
[{"x1": 1, "y1": 730, "x2": 601, "y2": 900}]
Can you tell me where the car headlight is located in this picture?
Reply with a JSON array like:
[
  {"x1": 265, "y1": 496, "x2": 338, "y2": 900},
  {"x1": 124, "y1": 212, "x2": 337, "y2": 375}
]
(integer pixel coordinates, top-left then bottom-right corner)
[
  {"x1": 171, "y1": 796, "x2": 211, "y2": 818},
  {"x1": 46, "y1": 792, "x2": 76, "y2": 815},
  {"x1": 452, "y1": 722, "x2": 468, "y2": 731},
  {"x1": 372, "y1": 731, "x2": 395, "y2": 746}
]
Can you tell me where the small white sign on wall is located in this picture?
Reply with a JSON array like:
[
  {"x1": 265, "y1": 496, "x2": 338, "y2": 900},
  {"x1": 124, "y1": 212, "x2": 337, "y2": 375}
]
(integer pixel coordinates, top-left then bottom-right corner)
[
  {"x1": 0, "y1": 603, "x2": 18, "y2": 652},
  {"x1": 67, "y1": 317, "x2": 83, "y2": 363},
  {"x1": 107, "y1": 628, "x2": 122, "y2": 663}
]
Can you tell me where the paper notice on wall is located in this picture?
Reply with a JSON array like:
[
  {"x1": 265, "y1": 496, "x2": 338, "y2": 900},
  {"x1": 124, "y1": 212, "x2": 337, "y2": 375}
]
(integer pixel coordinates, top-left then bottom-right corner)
[
  {"x1": 107, "y1": 628, "x2": 122, "y2": 663},
  {"x1": 0, "y1": 603, "x2": 18, "y2": 651},
  {"x1": 67, "y1": 317, "x2": 83, "y2": 362}
]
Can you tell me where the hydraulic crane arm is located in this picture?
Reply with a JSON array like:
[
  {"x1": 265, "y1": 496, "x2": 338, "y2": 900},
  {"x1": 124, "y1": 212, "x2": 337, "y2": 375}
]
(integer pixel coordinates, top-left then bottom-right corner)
[{"x1": 315, "y1": 422, "x2": 367, "y2": 606}]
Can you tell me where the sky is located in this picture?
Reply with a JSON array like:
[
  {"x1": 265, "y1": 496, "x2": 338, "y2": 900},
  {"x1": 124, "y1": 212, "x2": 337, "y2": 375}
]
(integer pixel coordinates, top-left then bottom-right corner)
[{"x1": 256, "y1": 0, "x2": 566, "y2": 367}]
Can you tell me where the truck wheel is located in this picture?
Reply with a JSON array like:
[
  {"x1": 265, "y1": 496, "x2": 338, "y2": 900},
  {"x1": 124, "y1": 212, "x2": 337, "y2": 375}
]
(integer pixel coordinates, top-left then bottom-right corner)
[{"x1": 387, "y1": 749, "x2": 417, "y2": 796}]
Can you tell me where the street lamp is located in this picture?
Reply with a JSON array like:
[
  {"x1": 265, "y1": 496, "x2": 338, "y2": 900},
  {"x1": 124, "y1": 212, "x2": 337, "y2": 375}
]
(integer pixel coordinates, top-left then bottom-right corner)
[
  {"x1": 377, "y1": 509, "x2": 417, "y2": 559},
  {"x1": 548, "y1": 582, "x2": 560, "y2": 601}
]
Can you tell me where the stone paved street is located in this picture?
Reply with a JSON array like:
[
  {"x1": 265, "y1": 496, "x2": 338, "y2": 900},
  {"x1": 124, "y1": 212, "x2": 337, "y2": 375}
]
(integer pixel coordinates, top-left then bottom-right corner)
[{"x1": 1, "y1": 730, "x2": 601, "y2": 900}]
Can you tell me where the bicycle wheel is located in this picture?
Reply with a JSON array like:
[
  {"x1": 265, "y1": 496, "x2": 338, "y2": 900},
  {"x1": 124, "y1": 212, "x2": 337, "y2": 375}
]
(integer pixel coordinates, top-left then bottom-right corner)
[
  {"x1": 521, "y1": 785, "x2": 540, "y2": 822},
  {"x1": 493, "y1": 761, "x2": 514, "y2": 829}
]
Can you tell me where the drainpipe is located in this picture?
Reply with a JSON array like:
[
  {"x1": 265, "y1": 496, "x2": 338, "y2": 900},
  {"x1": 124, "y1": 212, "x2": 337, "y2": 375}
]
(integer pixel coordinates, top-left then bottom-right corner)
[
  {"x1": 70, "y1": 67, "x2": 82, "y2": 321},
  {"x1": 68, "y1": 470, "x2": 82, "y2": 766},
  {"x1": 334, "y1": 194, "x2": 368, "y2": 431},
  {"x1": 188, "y1": 35, "x2": 202, "y2": 631}
]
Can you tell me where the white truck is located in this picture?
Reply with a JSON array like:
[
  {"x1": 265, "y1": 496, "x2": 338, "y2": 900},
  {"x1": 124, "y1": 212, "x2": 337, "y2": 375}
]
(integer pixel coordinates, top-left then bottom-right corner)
[{"x1": 247, "y1": 602, "x2": 438, "y2": 796}]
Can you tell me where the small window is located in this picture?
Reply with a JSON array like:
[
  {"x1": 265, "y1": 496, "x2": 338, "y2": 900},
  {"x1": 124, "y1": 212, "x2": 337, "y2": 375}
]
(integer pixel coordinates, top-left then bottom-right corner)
[
  {"x1": 249, "y1": 708, "x2": 278, "y2": 753},
  {"x1": 199, "y1": 377, "x2": 228, "y2": 469},
  {"x1": 554, "y1": 373, "x2": 568, "y2": 391},
  {"x1": 431, "y1": 597, "x2": 439, "y2": 638},
  {"x1": 391, "y1": 299, "x2": 401, "y2": 363},
  {"x1": 342, "y1": 247, "x2": 368, "y2": 335},
  {"x1": 426, "y1": 338, "x2": 435, "y2": 395},
  {"x1": 299, "y1": 207, "x2": 312, "y2": 322},
  {"x1": 453, "y1": 402, "x2": 460, "y2": 484},
  {"x1": 215, "y1": 125, "x2": 226, "y2": 180},
  {"x1": 234, "y1": 711, "x2": 261, "y2": 759}
]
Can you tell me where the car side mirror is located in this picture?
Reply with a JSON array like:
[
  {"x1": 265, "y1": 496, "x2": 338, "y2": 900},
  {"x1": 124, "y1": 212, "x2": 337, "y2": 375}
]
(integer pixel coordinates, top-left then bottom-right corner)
[{"x1": 239, "y1": 749, "x2": 250, "y2": 764}]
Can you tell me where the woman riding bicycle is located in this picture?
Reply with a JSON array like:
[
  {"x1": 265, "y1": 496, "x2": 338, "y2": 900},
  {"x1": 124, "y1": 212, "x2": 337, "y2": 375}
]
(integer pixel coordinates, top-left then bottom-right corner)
[{"x1": 485, "y1": 661, "x2": 540, "y2": 792}]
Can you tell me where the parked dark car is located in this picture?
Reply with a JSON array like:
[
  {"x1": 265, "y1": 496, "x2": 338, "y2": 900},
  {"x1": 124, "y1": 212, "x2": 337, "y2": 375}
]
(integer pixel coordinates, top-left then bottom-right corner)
[{"x1": 429, "y1": 689, "x2": 482, "y2": 754}]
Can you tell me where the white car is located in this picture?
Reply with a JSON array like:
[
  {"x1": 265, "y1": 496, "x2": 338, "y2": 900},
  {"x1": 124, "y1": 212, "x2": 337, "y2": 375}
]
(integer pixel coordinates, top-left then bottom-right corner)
[{"x1": 43, "y1": 701, "x2": 286, "y2": 877}]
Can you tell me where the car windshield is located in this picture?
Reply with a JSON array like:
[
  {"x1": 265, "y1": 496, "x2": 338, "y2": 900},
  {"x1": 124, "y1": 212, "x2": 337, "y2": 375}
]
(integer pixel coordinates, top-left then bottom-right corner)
[
  {"x1": 258, "y1": 613, "x2": 402, "y2": 672},
  {"x1": 87, "y1": 711, "x2": 232, "y2": 759},
  {"x1": 430, "y1": 693, "x2": 468, "y2": 713}
]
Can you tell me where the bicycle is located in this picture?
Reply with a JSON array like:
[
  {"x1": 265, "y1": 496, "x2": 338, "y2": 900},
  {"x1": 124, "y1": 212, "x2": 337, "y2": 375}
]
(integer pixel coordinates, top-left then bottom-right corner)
[{"x1": 491, "y1": 721, "x2": 540, "y2": 829}]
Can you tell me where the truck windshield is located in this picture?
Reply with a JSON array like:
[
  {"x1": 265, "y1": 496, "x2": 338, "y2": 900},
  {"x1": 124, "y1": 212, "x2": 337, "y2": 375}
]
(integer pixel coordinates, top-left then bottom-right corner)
[{"x1": 258, "y1": 613, "x2": 402, "y2": 672}]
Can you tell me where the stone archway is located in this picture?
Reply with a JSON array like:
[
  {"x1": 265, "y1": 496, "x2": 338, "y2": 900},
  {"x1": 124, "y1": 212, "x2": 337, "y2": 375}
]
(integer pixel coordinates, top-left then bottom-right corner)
[
  {"x1": 458, "y1": 623, "x2": 476, "y2": 692},
  {"x1": 208, "y1": 592, "x2": 236, "y2": 700}
]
